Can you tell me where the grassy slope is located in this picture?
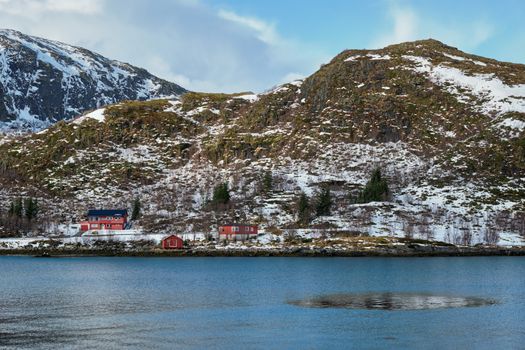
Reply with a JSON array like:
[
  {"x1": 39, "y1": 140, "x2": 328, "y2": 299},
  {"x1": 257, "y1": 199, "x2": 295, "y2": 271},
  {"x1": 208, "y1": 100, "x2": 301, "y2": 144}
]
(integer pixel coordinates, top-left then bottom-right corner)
[{"x1": 0, "y1": 39, "x2": 524, "y2": 241}]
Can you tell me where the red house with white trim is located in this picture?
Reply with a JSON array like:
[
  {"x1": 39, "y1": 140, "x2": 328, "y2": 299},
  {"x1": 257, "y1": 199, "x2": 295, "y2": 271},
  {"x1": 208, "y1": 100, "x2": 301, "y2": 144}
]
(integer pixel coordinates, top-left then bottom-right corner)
[
  {"x1": 218, "y1": 224, "x2": 258, "y2": 241},
  {"x1": 162, "y1": 235, "x2": 184, "y2": 249},
  {"x1": 80, "y1": 209, "x2": 129, "y2": 232}
]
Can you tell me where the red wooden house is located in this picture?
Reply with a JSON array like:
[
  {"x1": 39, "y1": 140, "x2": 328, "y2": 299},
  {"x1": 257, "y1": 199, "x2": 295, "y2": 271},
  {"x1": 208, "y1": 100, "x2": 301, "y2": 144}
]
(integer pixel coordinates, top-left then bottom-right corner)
[
  {"x1": 80, "y1": 209, "x2": 128, "y2": 232},
  {"x1": 218, "y1": 224, "x2": 258, "y2": 241},
  {"x1": 162, "y1": 235, "x2": 184, "y2": 249}
]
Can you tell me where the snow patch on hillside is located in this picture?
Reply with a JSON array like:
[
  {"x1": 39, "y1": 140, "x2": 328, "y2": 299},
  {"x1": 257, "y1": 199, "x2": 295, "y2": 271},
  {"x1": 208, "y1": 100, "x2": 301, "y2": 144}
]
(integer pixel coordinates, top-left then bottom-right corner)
[
  {"x1": 235, "y1": 94, "x2": 259, "y2": 102},
  {"x1": 443, "y1": 53, "x2": 466, "y2": 61},
  {"x1": 495, "y1": 118, "x2": 525, "y2": 138},
  {"x1": 72, "y1": 108, "x2": 106, "y2": 124},
  {"x1": 117, "y1": 145, "x2": 156, "y2": 163},
  {"x1": 345, "y1": 53, "x2": 392, "y2": 62},
  {"x1": 0, "y1": 106, "x2": 51, "y2": 133},
  {"x1": 403, "y1": 55, "x2": 525, "y2": 116},
  {"x1": 497, "y1": 118, "x2": 525, "y2": 130}
]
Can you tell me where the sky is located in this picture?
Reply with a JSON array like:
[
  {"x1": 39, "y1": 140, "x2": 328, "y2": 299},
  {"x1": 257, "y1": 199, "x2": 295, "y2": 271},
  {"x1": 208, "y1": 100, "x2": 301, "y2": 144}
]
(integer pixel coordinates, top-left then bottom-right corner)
[{"x1": 0, "y1": 0, "x2": 523, "y2": 93}]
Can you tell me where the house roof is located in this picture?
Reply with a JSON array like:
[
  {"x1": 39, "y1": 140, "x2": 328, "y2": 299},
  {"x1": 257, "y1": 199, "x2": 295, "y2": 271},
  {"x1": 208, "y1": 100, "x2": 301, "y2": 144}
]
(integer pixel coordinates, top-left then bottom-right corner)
[
  {"x1": 87, "y1": 209, "x2": 128, "y2": 217},
  {"x1": 220, "y1": 223, "x2": 257, "y2": 227},
  {"x1": 162, "y1": 235, "x2": 183, "y2": 240}
]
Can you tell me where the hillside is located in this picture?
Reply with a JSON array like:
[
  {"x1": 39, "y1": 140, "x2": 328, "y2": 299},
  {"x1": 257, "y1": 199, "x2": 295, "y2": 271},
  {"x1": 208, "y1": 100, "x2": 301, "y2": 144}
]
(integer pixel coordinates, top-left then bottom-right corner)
[
  {"x1": 0, "y1": 29, "x2": 186, "y2": 133},
  {"x1": 0, "y1": 39, "x2": 524, "y2": 246}
]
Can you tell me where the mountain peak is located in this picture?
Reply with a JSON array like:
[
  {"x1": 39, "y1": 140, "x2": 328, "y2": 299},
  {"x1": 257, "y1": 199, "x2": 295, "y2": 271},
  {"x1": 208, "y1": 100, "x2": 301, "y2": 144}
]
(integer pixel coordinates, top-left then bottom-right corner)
[
  {"x1": 0, "y1": 28, "x2": 186, "y2": 133},
  {"x1": 385, "y1": 38, "x2": 452, "y2": 50}
]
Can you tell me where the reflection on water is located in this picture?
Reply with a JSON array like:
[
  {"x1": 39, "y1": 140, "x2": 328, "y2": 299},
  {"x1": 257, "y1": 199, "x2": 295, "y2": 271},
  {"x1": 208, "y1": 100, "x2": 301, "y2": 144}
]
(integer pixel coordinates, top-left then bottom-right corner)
[
  {"x1": 0, "y1": 256, "x2": 523, "y2": 349},
  {"x1": 289, "y1": 292, "x2": 498, "y2": 310},
  {"x1": 0, "y1": 325, "x2": 126, "y2": 348}
]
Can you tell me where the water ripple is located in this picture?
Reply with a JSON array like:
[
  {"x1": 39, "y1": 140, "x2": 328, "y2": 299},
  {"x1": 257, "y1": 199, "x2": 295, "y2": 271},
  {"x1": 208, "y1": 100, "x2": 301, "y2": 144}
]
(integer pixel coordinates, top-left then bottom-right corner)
[{"x1": 289, "y1": 292, "x2": 498, "y2": 310}]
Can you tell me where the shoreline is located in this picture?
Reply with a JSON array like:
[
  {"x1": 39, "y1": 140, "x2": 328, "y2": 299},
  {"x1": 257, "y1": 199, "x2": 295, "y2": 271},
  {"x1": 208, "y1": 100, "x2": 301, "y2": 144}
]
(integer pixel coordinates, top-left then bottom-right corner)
[{"x1": 1, "y1": 246, "x2": 525, "y2": 258}]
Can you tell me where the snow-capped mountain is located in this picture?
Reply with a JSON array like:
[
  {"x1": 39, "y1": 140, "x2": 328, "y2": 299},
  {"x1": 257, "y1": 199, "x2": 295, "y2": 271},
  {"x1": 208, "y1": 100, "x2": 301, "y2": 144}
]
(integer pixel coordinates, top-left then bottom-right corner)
[
  {"x1": 1, "y1": 39, "x2": 524, "y2": 246},
  {"x1": 0, "y1": 29, "x2": 186, "y2": 133}
]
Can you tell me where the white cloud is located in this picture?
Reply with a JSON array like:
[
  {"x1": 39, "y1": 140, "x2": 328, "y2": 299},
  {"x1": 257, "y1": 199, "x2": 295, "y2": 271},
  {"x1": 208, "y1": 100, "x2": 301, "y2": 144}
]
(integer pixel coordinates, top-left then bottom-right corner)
[
  {"x1": 0, "y1": 0, "x2": 324, "y2": 93},
  {"x1": 373, "y1": 5, "x2": 419, "y2": 48},
  {"x1": 372, "y1": 2, "x2": 494, "y2": 51},
  {"x1": 218, "y1": 9, "x2": 279, "y2": 45},
  {"x1": 278, "y1": 72, "x2": 305, "y2": 85},
  {"x1": 470, "y1": 21, "x2": 494, "y2": 47},
  {"x1": 0, "y1": 0, "x2": 103, "y2": 16},
  {"x1": 45, "y1": 0, "x2": 103, "y2": 14}
]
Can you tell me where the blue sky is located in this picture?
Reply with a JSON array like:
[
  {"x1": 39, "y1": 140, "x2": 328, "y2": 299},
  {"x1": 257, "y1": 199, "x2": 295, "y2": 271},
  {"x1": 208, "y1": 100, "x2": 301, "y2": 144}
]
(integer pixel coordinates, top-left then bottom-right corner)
[
  {"x1": 208, "y1": 0, "x2": 524, "y2": 61},
  {"x1": 0, "y1": 0, "x2": 523, "y2": 92}
]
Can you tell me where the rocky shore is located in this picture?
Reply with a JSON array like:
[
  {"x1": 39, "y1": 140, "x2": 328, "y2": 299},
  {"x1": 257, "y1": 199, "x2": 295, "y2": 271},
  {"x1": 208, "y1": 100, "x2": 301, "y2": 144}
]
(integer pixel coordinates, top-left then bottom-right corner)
[{"x1": 1, "y1": 244, "x2": 524, "y2": 258}]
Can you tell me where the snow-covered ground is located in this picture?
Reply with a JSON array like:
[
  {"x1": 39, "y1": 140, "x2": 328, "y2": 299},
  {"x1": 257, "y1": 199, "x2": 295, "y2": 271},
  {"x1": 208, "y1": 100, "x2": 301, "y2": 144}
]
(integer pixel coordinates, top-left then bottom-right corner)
[
  {"x1": 402, "y1": 55, "x2": 525, "y2": 117},
  {"x1": 0, "y1": 232, "x2": 207, "y2": 250},
  {"x1": 72, "y1": 108, "x2": 106, "y2": 124},
  {"x1": 2, "y1": 42, "x2": 525, "y2": 249}
]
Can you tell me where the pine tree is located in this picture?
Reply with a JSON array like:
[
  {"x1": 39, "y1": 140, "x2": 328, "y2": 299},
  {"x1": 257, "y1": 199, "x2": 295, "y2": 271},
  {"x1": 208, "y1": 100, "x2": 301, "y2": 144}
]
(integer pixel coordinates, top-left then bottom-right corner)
[
  {"x1": 262, "y1": 171, "x2": 273, "y2": 193},
  {"x1": 131, "y1": 197, "x2": 141, "y2": 220},
  {"x1": 358, "y1": 168, "x2": 389, "y2": 203},
  {"x1": 8, "y1": 202, "x2": 15, "y2": 216},
  {"x1": 33, "y1": 199, "x2": 38, "y2": 219},
  {"x1": 212, "y1": 183, "x2": 230, "y2": 205},
  {"x1": 13, "y1": 198, "x2": 23, "y2": 218},
  {"x1": 24, "y1": 198, "x2": 31, "y2": 221},
  {"x1": 316, "y1": 188, "x2": 332, "y2": 216},
  {"x1": 24, "y1": 197, "x2": 38, "y2": 221},
  {"x1": 297, "y1": 192, "x2": 311, "y2": 224}
]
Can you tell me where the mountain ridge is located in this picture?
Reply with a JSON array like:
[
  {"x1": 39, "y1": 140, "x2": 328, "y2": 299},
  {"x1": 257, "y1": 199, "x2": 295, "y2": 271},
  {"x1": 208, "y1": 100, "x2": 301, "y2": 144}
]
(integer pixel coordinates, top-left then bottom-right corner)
[
  {"x1": 0, "y1": 29, "x2": 186, "y2": 133},
  {"x1": 0, "y1": 36, "x2": 524, "y2": 246}
]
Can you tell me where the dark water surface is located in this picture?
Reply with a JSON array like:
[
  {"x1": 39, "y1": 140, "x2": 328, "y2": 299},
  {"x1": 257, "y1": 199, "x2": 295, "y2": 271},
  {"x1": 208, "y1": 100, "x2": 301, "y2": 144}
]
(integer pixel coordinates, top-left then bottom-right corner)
[{"x1": 0, "y1": 256, "x2": 524, "y2": 349}]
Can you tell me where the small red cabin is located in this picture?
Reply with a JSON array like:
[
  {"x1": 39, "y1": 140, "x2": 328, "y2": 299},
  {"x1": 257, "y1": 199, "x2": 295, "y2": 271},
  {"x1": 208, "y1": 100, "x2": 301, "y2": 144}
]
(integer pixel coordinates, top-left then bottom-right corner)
[
  {"x1": 219, "y1": 224, "x2": 258, "y2": 241},
  {"x1": 162, "y1": 235, "x2": 184, "y2": 249},
  {"x1": 80, "y1": 209, "x2": 128, "y2": 232}
]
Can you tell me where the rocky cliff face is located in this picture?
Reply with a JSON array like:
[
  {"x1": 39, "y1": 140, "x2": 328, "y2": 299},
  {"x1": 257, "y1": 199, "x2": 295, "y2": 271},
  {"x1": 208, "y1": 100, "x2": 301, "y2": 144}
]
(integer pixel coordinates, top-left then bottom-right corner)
[
  {"x1": 0, "y1": 29, "x2": 186, "y2": 133},
  {"x1": 1, "y1": 39, "x2": 524, "y2": 246}
]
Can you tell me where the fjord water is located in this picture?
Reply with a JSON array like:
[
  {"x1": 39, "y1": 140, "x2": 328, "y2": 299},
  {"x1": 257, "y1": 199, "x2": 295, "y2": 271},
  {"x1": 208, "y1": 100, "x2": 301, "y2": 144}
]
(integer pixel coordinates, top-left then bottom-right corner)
[{"x1": 1, "y1": 257, "x2": 524, "y2": 349}]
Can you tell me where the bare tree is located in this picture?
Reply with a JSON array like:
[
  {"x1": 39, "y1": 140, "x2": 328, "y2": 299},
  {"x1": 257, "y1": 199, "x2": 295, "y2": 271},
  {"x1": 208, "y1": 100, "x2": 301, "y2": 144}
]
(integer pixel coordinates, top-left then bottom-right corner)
[
  {"x1": 452, "y1": 226, "x2": 462, "y2": 245},
  {"x1": 419, "y1": 214, "x2": 433, "y2": 241},
  {"x1": 402, "y1": 220, "x2": 415, "y2": 239},
  {"x1": 484, "y1": 225, "x2": 499, "y2": 245},
  {"x1": 460, "y1": 220, "x2": 472, "y2": 246},
  {"x1": 511, "y1": 212, "x2": 525, "y2": 237},
  {"x1": 445, "y1": 226, "x2": 452, "y2": 244}
]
